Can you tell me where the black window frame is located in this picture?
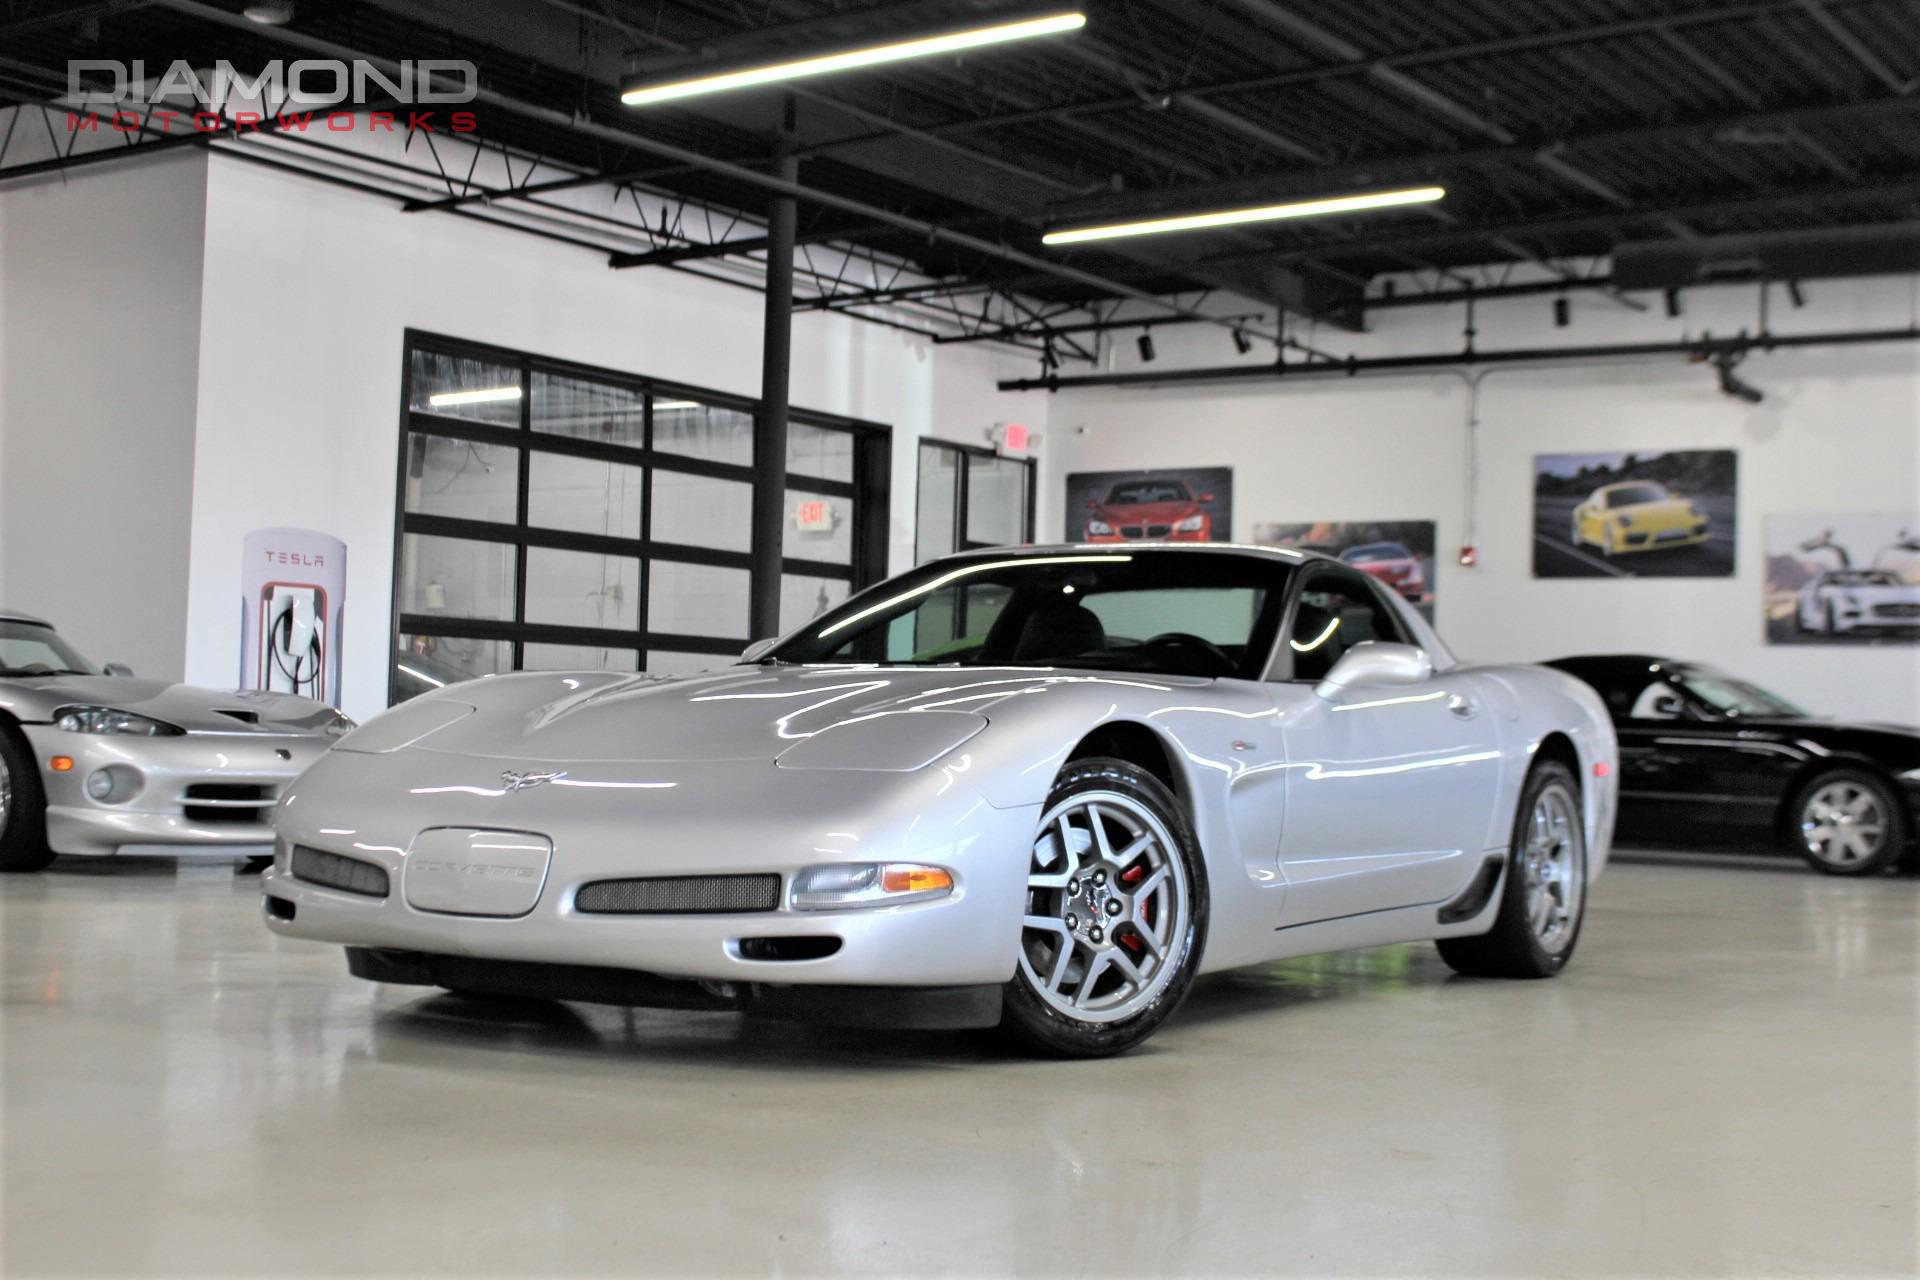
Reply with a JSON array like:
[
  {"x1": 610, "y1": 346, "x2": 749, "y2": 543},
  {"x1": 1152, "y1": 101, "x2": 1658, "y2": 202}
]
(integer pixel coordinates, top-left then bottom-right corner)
[
  {"x1": 1267, "y1": 563, "x2": 1411, "y2": 683},
  {"x1": 390, "y1": 330, "x2": 890, "y2": 704},
  {"x1": 915, "y1": 438, "x2": 1036, "y2": 562}
]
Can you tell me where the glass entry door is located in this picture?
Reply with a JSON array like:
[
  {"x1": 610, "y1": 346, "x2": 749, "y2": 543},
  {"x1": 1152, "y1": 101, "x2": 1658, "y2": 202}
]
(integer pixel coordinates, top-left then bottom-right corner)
[{"x1": 916, "y1": 440, "x2": 1034, "y2": 563}]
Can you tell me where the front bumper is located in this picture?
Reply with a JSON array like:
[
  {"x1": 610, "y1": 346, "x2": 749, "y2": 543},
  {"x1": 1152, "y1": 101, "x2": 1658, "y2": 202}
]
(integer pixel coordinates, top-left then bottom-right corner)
[
  {"x1": 22, "y1": 724, "x2": 329, "y2": 856},
  {"x1": 262, "y1": 749, "x2": 1039, "y2": 989},
  {"x1": 1616, "y1": 521, "x2": 1709, "y2": 553}
]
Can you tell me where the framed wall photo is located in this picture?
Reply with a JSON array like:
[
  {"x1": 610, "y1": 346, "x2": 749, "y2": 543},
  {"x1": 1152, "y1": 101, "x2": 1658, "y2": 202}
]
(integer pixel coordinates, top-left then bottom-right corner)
[
  {"x1": 1532, "y1": 449, "x2": 1737, "y2": 578},
  {"x1": 1254, "y1": 519, "x2": 1438, "y2": 623},
  {"x1": 1764, "y1": 513, "x2": 1920, "y2": 645},
  {"x1": 1065, "y1": 467, "x2": 1232, "y2": 543}
]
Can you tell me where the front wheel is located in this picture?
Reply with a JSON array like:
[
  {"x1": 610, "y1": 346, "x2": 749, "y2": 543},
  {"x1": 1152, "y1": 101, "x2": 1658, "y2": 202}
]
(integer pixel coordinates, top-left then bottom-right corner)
[
  {"x1": 999, "y1": 758, "x2": 1208, "y2": 1057},
  {"x1": 1437, "y1": 760, "x2": 1586, "y2": 978},
  {"x1": 1792, "y1": 769, "x2": 1904, "y2": 876},
  {"x1": 0, "y1": 730, "x2": 56, "y2": 873}
]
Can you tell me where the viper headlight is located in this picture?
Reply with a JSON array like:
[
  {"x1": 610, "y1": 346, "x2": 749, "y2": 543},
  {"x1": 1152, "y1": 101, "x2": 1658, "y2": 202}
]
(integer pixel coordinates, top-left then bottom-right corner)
[
  {"x1": 1174, "y1": 514, "x2": 1205, "y2": 532},
  {"x1": 52, "y1": 705, "x2": 183, "y2": 737},
  {"x1": 790, "y1": 862, "x2": 954, "y2": 910},
  {"x1": 321, "y1": 711, "x2": 358, "y2": 738}
]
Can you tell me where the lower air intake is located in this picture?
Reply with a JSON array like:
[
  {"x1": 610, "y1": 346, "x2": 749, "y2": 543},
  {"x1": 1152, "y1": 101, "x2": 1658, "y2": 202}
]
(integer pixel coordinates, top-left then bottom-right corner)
[
  {"x1": 290, "y1": 845, "x2": 390, "y2": 897},
  {"x1": 575, "y1": 873, "x2": 781, "y2": 915}
]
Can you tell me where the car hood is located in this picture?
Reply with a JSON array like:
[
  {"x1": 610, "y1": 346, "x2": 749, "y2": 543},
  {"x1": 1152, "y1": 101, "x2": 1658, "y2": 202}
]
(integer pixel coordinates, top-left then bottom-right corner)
[
  {"x1": 1611, "y1": 499, "x2": 1695, "y2": 521},
  {"x1": 0, "y1": 675, "x2": 339, "y2": 734},
  {"x1": 1094, "y1": 500, "x2": 1200, "y2": 523},
  {"x1": 374, "y1": 664, "x2": 1208, "y2": 764}
]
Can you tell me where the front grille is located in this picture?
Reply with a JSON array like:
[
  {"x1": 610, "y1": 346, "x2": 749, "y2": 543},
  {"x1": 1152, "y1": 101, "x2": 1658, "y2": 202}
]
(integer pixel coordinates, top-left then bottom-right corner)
[
  {"x1": 184, "y1": 782, "x2": 276, "y2": 825},
  {"x1": 1872, "y1": 603, "x2": 1920, "y2": 618},
  {"x1": 575, "y1": 873, "x2": 781, "y2": 915},
  {"x1": 290, "y1": 845, "x2": 390, "y2": 897},
  {"x1": 1118, "y1": 526, "x2": 1146, "y2": 539},
  {"x1": 1146, "y1": 523, "x2": 1172, "y2": 538}
]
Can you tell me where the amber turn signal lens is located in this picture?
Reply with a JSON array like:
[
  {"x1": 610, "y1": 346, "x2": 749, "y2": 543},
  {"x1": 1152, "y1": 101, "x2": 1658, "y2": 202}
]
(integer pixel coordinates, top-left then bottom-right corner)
[
  {"x1": 881, "y1": 866, "x2": 953, "y2": 894},
  {"x1": 49, "y1": 756, "x2": 74, "y2": 772}
]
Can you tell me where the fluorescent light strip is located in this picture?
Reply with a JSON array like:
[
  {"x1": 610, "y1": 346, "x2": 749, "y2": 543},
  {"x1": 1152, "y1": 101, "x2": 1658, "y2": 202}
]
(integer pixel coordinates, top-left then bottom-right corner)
[
  {"x1": 623, "y1": 11, "x2": 1087, "y2": 106},
  {"x1": 427, "y1": 386, "x2": 522, "y2": 407},
  {"x1": 1042, "y1": 186, "x2": 1447, "y2": 246},
  {"x1": 653, "y1": 399, "x2": 701, "y2": 411}
]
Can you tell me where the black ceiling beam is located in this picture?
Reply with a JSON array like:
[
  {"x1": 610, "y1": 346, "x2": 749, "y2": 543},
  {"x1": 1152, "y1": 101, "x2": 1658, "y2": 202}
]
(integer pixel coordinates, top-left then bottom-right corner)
[{"x1": 932, "y1": 309, "x2": 1265, "y2": 346}]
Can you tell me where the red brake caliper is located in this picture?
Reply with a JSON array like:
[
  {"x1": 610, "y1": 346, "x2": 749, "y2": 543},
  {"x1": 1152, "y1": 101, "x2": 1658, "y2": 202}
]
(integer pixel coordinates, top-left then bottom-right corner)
[{"x1": 1118, "y1": 864, "x2": 1147, "y2": 952}]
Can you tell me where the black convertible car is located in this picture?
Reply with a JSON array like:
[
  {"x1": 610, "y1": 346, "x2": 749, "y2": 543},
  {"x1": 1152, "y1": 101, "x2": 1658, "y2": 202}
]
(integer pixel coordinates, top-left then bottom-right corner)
[{"x1": 1548, "y1": 655, "x2": 1920, "y2": 876}]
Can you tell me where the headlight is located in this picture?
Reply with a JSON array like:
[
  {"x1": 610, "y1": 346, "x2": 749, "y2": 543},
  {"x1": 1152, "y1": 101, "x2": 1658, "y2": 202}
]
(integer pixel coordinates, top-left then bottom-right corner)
[
  {"x1": 1086, "y1": 520, "x2": 1115, "y2": 535},
  {"x1": 1842, "y1": 594, "x2": 1862, "y2": 609},
  {"x1": 52, "y1": 705, "x2": 183, "y2": 737},
  {"x1": 791, "y1": 862, "x2": 954, "y2": 910},
  {"x1": 322, "y1": 711, "x2": 358, "y2": 738},
  {"x1": 1174, "y1": 514, "x2": 1205, "y2": 532}
]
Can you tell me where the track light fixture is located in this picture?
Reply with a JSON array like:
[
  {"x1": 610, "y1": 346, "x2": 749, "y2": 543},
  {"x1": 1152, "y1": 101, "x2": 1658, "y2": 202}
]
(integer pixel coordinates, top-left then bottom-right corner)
[
  {"x1": 622, "y1": 10, "x2": 1086, "y2": 105},
  {"x1": 1664, "y1": 288, "x2": 1682, "y2": 319},
  {"x1": 1712, "y1": 351, "x2": 1764, "y2": 404},
  {"x1": 1553, "y1": 296, "x2": 1570, "y2": 328},
  {"x1": 1137, "y1": 331, "x2": 1156, "y2": 363},
  {"x1": 1232, "y1": 328, "x2": 1252, "y2": 355}
]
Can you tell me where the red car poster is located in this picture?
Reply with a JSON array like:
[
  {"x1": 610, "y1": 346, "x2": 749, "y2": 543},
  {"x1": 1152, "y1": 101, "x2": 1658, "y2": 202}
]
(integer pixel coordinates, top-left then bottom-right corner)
[
  {"x1": 1253, "y1": 519, "x2": 1438, "y2": 623},
  {"x1": 1065, "y1": 468, "x2": 1232, "y2": 544}
]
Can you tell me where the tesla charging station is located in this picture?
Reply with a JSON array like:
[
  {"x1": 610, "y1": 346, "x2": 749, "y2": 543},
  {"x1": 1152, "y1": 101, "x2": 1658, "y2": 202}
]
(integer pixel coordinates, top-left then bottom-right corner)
[{"x1": 240, "y1": 528, "x2": 346, "y2": 707}]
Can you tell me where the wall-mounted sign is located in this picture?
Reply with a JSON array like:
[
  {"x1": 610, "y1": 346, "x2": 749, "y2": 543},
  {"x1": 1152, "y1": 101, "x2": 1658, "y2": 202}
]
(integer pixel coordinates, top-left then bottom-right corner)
[
  {"x1": 240, "y1": 528, "x2": 346, "y2": 707},
  {"x1": 793, "y1": 499, "x2": 838, "y2": 533},
  {"x1": 989, "y1": 422, "x2": 1036, "y2": 455}
]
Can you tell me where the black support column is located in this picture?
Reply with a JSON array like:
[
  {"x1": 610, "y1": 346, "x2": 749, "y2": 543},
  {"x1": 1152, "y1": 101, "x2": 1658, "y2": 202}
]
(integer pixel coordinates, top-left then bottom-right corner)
[{"x1": 749, "y1": 99, "x2": 798, "y2": 641}]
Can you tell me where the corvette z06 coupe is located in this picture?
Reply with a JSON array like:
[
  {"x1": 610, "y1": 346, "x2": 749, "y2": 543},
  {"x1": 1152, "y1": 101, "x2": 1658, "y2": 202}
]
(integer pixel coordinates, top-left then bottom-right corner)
[
  {"x1": 1548, "y1": 654, "x2": 1920, "y2": 876},
  {"x1": 264, "y1": 546, "x2": 1617, "y2": 1056},
  {"x1": 0, "y1": 612, "x2": 352, "y2": 873}
]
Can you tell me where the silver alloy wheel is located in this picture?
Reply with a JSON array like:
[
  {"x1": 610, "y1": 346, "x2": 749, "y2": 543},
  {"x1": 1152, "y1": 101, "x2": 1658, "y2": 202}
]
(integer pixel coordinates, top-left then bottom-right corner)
[
  {"x1": 1521, "y1": 782, "x2": 1583, "y2": 952},
  {"x1": 1019, "y1": 789, "x2": 1189, "y2": 1024},
  {"x1": 1800, "y1": 781, "x2": 1888, "y2": 867}
]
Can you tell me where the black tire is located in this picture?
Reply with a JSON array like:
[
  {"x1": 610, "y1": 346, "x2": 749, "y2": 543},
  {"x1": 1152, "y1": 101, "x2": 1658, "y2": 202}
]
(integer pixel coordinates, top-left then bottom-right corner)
[
  {"x1": 0, "y1": 727, "x2": 56, "y2": 873},
  {"x1": 998, "y1": 757, "x2": 1208, "y2": 1058},
  {"x1": 1437, "y1": 760, "x2": 1586, "y2": 979},
  {"x1": 1789, "y1": 768, "x2": 1906, "y2": 877}
]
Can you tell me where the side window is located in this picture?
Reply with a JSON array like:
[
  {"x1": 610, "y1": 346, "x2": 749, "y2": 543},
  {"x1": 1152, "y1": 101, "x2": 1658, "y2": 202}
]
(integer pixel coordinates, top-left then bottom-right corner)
[
  {"x1": 1628, "y1": 680, "x2": 1686, "y2": 720},
  {"x1": 1286, "y1": 572, "x2": 1404, "y2": 682}
]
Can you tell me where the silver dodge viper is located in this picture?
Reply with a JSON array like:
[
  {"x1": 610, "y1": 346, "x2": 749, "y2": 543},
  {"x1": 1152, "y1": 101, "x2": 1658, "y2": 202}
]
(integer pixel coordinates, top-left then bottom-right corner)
[
  {"x1": 0, "y1": 612, "x2": 352, "y2": 873},
  {"x1": 263, "y1": 545, "x2": 1617, "y2": 1056}
]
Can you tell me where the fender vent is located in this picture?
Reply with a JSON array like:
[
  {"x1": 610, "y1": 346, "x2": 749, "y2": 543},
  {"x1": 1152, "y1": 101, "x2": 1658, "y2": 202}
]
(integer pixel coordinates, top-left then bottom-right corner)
[{"x1": 575, "y1": 873, "x2": 780, "y2": 915}]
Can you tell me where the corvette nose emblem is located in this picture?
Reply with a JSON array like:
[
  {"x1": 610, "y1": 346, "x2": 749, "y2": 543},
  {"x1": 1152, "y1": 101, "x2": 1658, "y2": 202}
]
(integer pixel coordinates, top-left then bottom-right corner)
[{"x1": 500, "y1": 769, "x2": 566, "y2": 792}]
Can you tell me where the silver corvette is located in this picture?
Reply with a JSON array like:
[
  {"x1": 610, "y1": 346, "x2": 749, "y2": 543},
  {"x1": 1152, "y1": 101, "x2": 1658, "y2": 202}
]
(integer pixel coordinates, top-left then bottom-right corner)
[
  {"x1": 0, "y1": 612, "x2": 352, "y2": 873},
  {"x1": 264, "y1": 545, "x2": 1617, "y2": 1056}
]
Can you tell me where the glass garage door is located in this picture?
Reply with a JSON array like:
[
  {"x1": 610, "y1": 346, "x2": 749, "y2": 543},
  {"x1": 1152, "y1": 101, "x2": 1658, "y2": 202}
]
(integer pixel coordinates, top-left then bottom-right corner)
[
  {"x1": 391, "y1": 334, "x2": 888, "y2": 704},
  {"x1": 915, "y1": 440, "x2": 1035, "y2": 563}
]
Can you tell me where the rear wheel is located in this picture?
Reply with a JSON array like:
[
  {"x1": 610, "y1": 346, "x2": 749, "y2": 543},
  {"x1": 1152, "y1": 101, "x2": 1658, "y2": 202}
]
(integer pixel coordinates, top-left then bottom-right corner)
[
  {"x1": 1437, "y1": 761, "x2": 1586, "y2": 978},
  {"x1": 0, "y1": 730, "x2": 56, "y2": 873},
  {"x1": 1792, "y1": 769, "x2": 1904, "y2": 876},
  {"x1": 999, "y1": 758, "x2": 1207, "y2": 1057}
]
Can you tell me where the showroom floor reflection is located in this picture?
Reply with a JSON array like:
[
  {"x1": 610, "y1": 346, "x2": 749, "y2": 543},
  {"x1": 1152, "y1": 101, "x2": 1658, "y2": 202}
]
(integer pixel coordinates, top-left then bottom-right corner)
[{"x1": 3, "y1": 855, "x2": 1914, "y2": 1276}]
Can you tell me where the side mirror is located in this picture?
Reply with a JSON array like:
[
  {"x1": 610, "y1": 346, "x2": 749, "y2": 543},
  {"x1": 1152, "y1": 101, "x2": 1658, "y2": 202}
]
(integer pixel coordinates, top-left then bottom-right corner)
[
  {"x1": 1314, "y1": 642, "x2": 1432, "y2": 700},
  {"x1": 1649, "y1": 694, "x2": 1686, "y2": 719},
  {"x1": 103, "y1": 663, "x2": 135, "y2": 677},
  {"x1": 740, "y1": 638, "x2": 777, "y2": 663}
]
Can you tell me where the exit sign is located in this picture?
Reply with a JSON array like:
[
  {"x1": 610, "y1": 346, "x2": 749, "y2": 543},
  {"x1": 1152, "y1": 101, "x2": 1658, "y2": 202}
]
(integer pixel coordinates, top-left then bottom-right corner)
[
  {"x1": 1002, "y1": 422, "x2": 1030, "y2": 453},
  {"x1": 793, "y1": 499, "x2": 837, "y2": 532}
]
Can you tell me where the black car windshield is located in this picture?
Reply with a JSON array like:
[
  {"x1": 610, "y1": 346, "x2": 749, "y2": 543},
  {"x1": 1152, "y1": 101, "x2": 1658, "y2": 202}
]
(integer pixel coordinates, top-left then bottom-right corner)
[
  {"x1": 1343, "y1": 542, "x2": 1409, "y2": 563},
  {"x1": 1105, "y1": 481, "x2": 1190, "y2": 505},
  {"x1": 1606, "y1": 483, "x2": 1668, "y2": 508},
  {"x1": 0, "y1": 620, "x2": 96, "y2": 677},
  {"x1": 767, "y1": 551, "x2": 1289, "y2": 679},
  {"x1": 1672, "y1": 668, "x2": 1807, "y2": 718}
]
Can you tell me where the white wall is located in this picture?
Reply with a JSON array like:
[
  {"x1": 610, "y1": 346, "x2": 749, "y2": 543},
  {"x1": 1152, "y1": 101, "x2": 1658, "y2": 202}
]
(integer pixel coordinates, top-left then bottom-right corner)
[
  {"x1": 1038, "y1": 276, "x2": 1920, "y2": 724},
  {"x1": 181, "y1": 153, "x2": 1041, "y2": 721},
  {"x1": 0, "y1": 154, "x2": 207, "y2": 680}
]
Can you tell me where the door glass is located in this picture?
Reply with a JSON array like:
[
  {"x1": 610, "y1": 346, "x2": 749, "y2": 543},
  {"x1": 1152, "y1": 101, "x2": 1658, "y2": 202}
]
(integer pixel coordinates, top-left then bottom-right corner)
[
  {"x1": 523, "y1": 548, "x2": 640, "y2": 631},
  {"x1": 520, "y1": 643, "x2": 639, "y2": 672},
  {"x1": 395, "y1": 635, "x2": 507, "y2": 701},
  {"x1": 650, "y1": 561, "x2": 750, "y2": 639},
  {"x1": 781, "y1": 575, "x2": 849, "y2": 633},
  {"x1": 787, "y1": 421, "x2": 854, "y2": 482},
  {"x1": 653, "y1": 398, "x2": 752, "y2": 466},
  {"x1": 1288, "y1": 575, "x2": 1401, "y2": 682},
  {"x1": 404, "y1": 435, "x2": 520, "y2": 525},
  {"x1": 652, "y1": 470, "x2": 752, "y2": 552},
  {"x1": 527, "y1": 451, "x2": 644, "y2": 540},
  {"x1": 531, "y1": 372, "x2": 645, "y2": 446},
  {"x1": 644, "y1": 650, "x2": 728, "y2": 676},
  {"x1": 965, "y1": 453, "x2": 1029, "y2": 547},
  {"x1": 408, "y1": 351, "x2": 522, "y2": 426},
  {"x1": 916, "y1": 444, "x2": 959, "y2": 563},
  {"x1": 400, "y1": 534, "x2": 516, "y2": 621}
]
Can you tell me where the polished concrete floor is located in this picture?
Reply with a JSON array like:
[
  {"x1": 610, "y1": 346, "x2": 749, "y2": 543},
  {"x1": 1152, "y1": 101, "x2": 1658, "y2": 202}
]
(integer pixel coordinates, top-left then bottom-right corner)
[{"x1": 3, "y1": 851, "x2": 1915, "y2": 1277}]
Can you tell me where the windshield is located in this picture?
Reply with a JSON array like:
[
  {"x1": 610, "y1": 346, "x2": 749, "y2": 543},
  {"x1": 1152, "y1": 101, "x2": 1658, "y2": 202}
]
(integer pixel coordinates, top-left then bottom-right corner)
[
  {"x1": 1104, "y1": 481, "x2": 1190, "y2": 505},
  {"x1": 767, "y1": 550, "x2": 1290, "y2": 679},
  {"x1": 1671, "y1": 668, "x2": 1806, "y2": 719},
  {"x1": 1824, "y1": 570, "x2": 1900, "y2": 586},
  {"x1": 1606, "y1": 483, "x2": 1668, "y2": 508},
  {"x1": 0, "y1": 620, "x2": 96, "y2": 677},
  {"x1": 1343, "y1": 542, "x2": 1409, "y2": 563}
]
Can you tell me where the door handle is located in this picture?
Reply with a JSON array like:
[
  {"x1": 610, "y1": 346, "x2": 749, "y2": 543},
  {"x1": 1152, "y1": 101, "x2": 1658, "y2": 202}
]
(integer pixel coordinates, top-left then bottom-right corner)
[{"x1": 1447, "y1": 693, "x2": 1479, "y2": 720}]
